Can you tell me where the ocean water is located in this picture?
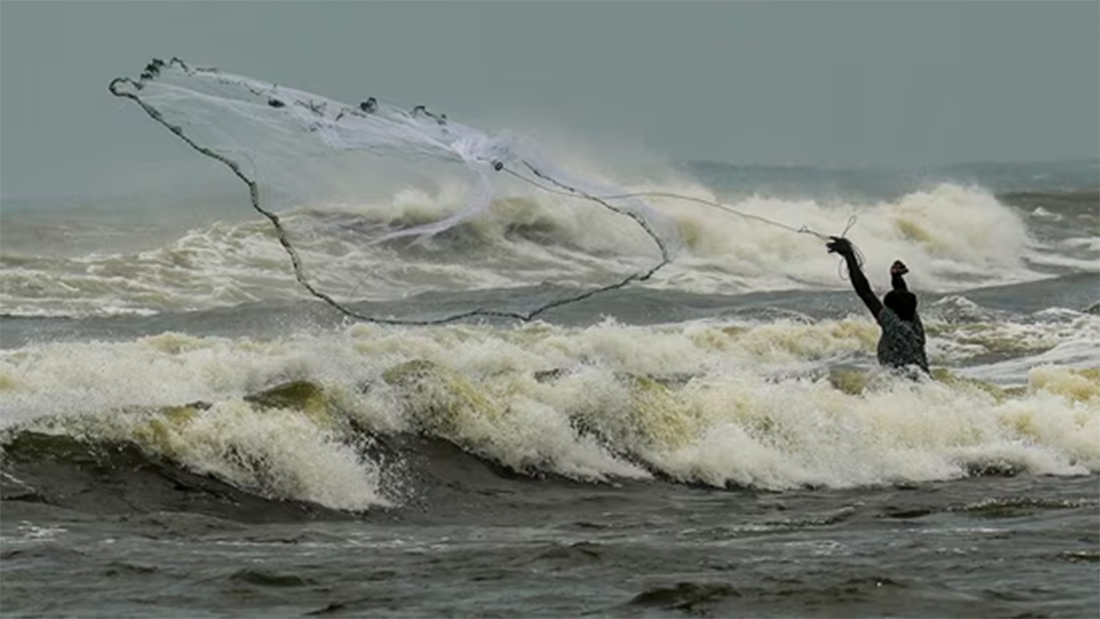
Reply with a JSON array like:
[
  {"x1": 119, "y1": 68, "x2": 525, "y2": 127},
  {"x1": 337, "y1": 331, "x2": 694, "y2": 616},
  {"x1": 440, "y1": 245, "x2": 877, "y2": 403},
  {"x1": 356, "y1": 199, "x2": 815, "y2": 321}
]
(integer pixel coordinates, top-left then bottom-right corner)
[{"x1": 1, "y1": 159, "x2": 1098, "y2": 617}]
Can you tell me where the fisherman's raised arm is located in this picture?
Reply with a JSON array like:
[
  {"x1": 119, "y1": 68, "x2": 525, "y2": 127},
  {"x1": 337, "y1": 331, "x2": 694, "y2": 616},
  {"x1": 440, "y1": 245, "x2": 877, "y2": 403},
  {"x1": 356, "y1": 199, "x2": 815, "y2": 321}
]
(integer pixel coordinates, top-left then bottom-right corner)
[{"x1": 827, "y1": 236, "x2": 881, "y2": 320}]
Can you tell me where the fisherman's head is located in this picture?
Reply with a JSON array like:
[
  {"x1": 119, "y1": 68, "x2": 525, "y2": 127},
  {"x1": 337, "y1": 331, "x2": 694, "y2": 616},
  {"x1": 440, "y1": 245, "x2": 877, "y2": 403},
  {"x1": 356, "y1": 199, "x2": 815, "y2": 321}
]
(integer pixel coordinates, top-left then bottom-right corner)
[{"x1": 890, "y1": 260, "x2": 909, "y2": 277}]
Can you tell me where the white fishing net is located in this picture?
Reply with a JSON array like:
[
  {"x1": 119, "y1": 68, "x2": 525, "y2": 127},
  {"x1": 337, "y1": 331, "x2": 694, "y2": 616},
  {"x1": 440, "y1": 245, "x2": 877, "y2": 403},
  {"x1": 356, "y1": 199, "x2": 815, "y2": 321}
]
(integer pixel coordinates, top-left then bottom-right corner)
[{"x1": 109, "y1": 58, "x2": 680, "y2": 323}]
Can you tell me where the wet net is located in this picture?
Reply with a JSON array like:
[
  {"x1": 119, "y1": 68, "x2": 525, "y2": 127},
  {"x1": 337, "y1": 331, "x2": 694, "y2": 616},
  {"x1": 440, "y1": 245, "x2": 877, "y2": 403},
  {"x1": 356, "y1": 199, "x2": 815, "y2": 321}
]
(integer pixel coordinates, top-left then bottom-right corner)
[{"x1": 109, "y1": 58, "x2": 680, "y2": 324}]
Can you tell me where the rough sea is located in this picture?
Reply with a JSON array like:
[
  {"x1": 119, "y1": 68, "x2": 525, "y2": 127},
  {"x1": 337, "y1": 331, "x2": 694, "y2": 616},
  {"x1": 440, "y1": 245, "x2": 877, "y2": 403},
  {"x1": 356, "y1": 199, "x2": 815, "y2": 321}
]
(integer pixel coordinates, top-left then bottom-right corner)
[{"x1": 1, "y1": 159, "x2": 1098, "y2": 617}]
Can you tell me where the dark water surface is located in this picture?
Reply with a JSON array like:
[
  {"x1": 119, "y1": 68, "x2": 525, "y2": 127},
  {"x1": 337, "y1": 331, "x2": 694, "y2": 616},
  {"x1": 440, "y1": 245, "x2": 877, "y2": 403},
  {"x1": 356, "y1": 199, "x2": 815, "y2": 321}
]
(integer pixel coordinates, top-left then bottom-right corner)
[{"x1": 2, "y1": 440, "x2": 1097, "y2": 618}]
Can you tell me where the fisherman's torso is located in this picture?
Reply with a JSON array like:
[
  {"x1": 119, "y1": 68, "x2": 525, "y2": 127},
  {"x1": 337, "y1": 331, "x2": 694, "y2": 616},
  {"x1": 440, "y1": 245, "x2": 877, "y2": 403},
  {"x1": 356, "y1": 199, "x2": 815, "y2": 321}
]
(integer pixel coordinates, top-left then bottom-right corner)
[{"x1": 876, "y1": 307, "x2": 929, "y2": 372}]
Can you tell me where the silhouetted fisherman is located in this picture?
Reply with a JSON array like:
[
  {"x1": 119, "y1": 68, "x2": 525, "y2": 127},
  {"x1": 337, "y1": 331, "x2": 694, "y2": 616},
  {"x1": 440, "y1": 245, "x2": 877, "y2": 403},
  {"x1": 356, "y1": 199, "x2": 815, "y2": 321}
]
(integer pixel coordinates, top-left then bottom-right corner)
[{"x1": 827, "y1": 237, "x2": 929, "y2": 374}]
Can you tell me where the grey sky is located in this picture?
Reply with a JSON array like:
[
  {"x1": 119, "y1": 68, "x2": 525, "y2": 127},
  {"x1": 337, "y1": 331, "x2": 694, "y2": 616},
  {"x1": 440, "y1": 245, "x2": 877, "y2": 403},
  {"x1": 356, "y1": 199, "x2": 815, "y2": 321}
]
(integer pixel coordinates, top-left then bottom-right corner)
[{"x1": 2, "y1": 1, "x2": 1097, "y2": 201}]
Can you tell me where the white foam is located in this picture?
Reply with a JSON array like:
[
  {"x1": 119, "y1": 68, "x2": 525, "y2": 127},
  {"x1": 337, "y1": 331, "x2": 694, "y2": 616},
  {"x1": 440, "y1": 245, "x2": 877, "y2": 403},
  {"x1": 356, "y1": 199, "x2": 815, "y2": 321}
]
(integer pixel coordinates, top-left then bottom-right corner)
[
  {"x1": 1031, "y1": 206, "x2": 1063, "y2": 220},
  {"x1": 645, "y1": 183, "x2": 1048, "y2": 294},
  {"x1": 1060, "y1": 237, "x2": 1100, "y2": 251},
  {"x1": 2, "y1": 182, "x2": 1087, "y2": 317},
  {"x1": 958, "y1": 338, "x2": 1100, "y2": 386},
  {"x1": 2, "y1": 316, "x2": 1095, "y2": 507}
]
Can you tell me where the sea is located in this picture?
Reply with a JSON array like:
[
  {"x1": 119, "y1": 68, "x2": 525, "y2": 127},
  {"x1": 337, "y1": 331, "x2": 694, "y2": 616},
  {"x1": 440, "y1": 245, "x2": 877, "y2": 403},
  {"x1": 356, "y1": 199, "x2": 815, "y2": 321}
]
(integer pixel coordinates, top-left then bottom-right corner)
[{"x1": 1, "y1": 158, "x2": 1098, "y2": 618}]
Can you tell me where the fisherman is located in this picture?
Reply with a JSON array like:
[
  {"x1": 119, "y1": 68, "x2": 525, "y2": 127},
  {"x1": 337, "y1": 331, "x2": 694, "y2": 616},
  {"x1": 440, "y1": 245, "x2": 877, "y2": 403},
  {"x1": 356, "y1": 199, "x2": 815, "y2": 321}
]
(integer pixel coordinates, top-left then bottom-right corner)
[{"x1": 827, "y1": 236, "x2": 929, "y2": 374}]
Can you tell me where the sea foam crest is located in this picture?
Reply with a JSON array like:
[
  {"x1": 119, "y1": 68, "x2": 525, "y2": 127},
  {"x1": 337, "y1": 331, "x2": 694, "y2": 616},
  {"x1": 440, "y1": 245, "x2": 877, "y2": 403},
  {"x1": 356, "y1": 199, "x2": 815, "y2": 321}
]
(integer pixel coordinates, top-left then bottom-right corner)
[
  {"x1": 3, "y1": 319, "x2": 1095, "y2": 509},
  {"x1": 1, "y1": 179, "x2": 1080, "y2": 318}
]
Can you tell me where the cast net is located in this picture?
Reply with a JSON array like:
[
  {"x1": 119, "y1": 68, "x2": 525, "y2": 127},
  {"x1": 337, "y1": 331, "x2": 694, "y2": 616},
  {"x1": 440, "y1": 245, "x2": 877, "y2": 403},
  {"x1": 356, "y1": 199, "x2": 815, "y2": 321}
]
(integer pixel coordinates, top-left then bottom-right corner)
[{"x1": 109, "y1": 58, "x2": 680, "y2": 323}]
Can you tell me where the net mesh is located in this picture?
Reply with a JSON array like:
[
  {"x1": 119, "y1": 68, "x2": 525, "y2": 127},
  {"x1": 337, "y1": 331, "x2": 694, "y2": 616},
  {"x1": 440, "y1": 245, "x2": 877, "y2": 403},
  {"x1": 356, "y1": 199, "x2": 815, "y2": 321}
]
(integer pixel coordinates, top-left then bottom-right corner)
[{"x1": 109, "y1": 58, "x2": 679, "y2": 323}]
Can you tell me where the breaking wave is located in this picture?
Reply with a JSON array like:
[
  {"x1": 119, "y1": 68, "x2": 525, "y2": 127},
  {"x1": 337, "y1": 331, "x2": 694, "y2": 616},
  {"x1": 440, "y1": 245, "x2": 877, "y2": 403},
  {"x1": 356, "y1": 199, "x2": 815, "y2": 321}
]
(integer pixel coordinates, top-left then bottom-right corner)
[
  {"x1": 2, "y1": 318, "x2": 1096, "y2": 510},
  {"x1": 3, "y1": 183, "x2": 1089, "y2": 318}
]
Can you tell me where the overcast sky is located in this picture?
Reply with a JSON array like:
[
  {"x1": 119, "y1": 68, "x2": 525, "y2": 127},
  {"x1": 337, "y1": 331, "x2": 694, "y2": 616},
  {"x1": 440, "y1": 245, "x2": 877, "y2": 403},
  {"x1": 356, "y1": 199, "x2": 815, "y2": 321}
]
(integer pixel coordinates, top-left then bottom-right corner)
[{"x1": 2, "y1": 1, "x2": 1098, "y2": 201}]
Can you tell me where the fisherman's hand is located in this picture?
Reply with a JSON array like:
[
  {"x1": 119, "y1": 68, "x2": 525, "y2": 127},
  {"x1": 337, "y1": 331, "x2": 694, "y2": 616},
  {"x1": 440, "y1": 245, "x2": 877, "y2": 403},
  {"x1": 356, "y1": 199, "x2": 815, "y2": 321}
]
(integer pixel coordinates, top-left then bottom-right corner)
[
  {"x1": 826, "y1": 236, "x2": 854, "y2": 257},
  {"x1": 890, "y1": 260, "x2": 909, "y2": 276}
]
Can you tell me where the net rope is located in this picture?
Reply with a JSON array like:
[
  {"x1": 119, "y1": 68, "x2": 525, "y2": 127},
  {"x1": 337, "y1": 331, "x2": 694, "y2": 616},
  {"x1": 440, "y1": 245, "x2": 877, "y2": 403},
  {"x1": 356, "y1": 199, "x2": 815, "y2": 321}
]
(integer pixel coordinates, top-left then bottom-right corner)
[{"x1": 109, "y1": 58, "x2": 856, "y2": 324}]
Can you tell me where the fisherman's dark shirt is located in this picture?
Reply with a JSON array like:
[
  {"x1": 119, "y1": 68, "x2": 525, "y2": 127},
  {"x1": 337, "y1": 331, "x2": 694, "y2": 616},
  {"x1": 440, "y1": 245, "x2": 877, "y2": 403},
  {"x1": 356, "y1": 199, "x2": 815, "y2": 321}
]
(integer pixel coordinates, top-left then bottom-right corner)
[{"x1": 876, "y1": 307, "x2": 929, "y2": 373}]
